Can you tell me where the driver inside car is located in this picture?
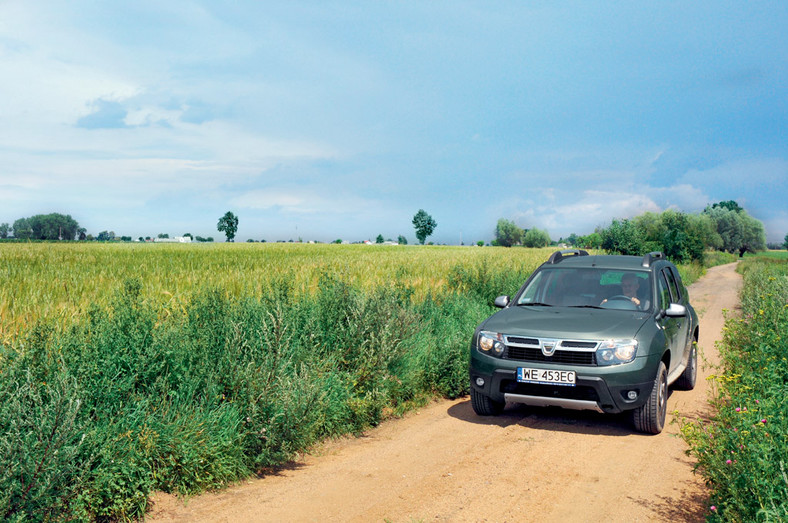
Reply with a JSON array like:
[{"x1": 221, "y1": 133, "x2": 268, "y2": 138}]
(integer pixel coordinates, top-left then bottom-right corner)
[{"x1": 601, "y1": 273, "x2": 642, "y2": 308}]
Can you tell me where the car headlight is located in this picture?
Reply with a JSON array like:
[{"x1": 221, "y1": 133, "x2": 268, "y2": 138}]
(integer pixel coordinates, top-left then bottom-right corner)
[
  {"x1": 478, "y1": 331, "x2": 506, "y2": 357},
  {"x1": 596, "y1": 339, "x2": 638, "y2": 366}
]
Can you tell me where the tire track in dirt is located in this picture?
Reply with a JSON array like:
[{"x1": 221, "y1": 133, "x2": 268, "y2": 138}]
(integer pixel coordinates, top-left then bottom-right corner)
[{"x1": 148, "y1": 262, "x2": 742, "y2": 523}]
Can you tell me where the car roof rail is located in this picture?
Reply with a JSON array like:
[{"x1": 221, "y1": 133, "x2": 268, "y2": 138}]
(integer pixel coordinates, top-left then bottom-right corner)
[
  {"x1": 642, "y1": 251, "x2": 665, "y2": 267},
  {"x1": 547, "y1": 249, "x2": 589, "y2": 264}
]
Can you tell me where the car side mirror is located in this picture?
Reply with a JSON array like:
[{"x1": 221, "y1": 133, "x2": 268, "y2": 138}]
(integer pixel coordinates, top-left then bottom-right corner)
[
  {"x1": 494, "y1": 295, "x2": 510, "y2": 308},
  {"x1": 664, "y1": 303, "x2": 687, "y2": 318}
]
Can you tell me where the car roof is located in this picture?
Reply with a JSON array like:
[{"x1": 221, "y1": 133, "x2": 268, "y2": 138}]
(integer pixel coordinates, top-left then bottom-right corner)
[{"x1": 542, "y1": 251, "x2": 670, "y2": 271}]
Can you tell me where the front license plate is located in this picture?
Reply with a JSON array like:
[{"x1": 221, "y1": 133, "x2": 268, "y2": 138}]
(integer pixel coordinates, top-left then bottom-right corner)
[{"x1": 517, "y1": 367, "x2": 576, "y2": 386}]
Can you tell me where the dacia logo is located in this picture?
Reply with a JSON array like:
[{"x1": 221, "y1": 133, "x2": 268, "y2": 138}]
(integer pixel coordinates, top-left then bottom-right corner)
[{"x1": 541, "y1": 339, "x2": 559, "y2": 357}]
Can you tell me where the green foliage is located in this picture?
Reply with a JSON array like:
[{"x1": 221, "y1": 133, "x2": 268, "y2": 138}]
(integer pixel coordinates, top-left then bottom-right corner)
[
  {"x1": 1, "y1": 256, "x2": 525, "y2": 520},
  {"x1": 703, "y1": 206, "x2": 767, "y2": 255},
  {"x1": 0, "y1": 223, "x2": 10, "y2": 239},
  {"x1": 523, "y1": 228, "x2": 551, "y2": 248},
  {"x1": 678, "y1": 256, "x2": 788, "y2": 521},
  {"x1": 494, "y1": 218, "x2": 522, "y2": 247},
  {"x1": 784, "y1": 233, "x2": 788, "y2": 250},
  {"x1": 217, "y1": 211, "x2": 239, "y2": 242},
  {"x1": 412, "y1": 209, "x2": 437, "y2": 245},
  {"x1": 376, "y1": 234, "x2": 384, "y2": 244},
  {"x1": 397, "y1": 235, "x2": 408, "y2": 245},
  {"x1": 9, "y1": 213, "x2": 81, "y2": 241}
]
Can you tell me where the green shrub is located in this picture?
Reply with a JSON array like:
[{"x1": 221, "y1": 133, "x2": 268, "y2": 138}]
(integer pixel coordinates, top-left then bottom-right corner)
[{"x1": 679, "y1": 256, "x2": 788, "y2": 521}]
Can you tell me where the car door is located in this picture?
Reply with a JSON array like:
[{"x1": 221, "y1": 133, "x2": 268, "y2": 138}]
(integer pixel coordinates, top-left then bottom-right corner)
[
  {"x1": 664, "y1": 266, "x2": 692, "y2": 365},
  {"x1": 657, "y1": 267, "x2": 689, "y2": 375}
]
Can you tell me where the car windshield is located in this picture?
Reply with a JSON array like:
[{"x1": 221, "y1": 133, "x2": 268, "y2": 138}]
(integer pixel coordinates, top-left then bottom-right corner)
[{"x1": 516, "y1": 268, "x2": 652, "y2": 311}]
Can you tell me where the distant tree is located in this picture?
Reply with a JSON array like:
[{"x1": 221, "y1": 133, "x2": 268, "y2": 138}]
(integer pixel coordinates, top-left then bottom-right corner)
[
  {"x1": 397, "y1": 235, "x2": 408, "y2": 245},
  {"x1": 11, "y1": 218, "x2": 32, "y2": 240},
  {"x1": 78, "y1": 228, "x2": 87, "y2": 241},
  {"x1": 376, "y1": 234, "x2": 384, "y2": 244},
  {"x1": 711, "y1": 200, "x2": 743, "y2": 213},
  {"x1": 120, "y1": 236, "x2": 132, "y2": 242},
  {"x1": 523, "y1": 228, "x2": 551, "y2": 248},
  {"x1": 412, "y1": 209, "x2": 437, "y2": 245},
  {"x1": 138, "y1": 237, "x2": 145, "y2": 242},
  {"x1": 97, "y1": 231, "x2": 115, "y2": 242},
  {"x1": 495, "y1": 218, "x2": 522, "y2": 247},
  {"x1": 784, "y1": 233, "x2": 788, "y2": 250},
  {"x1": 217, "y1": 211, "x2": 239, "y2": 242},
  {"x1": 704, "y1": 206, "x2": 766, "y2": 256},
  {"x1": 183, "y1": 233, "x2": 193, "y2": 239},
  {"x1": 157, "y1": 233, "x2": 169, "y2": 239},
  {"x1": 0, "y1": 223, "x2": 9, "y2": 238},
  {"x1": 11, "y1": 213, "x2": 80, "y2": 240},
  {"x1": 334, "y1": 239, "x2": 342, "y2": 244},
  {"x1": 601, "y1": 219, "x2": 644, "y2": 256},
  {"x1": 477, "y1": 240, "x2": 484, "y2": 247},
  {"x1": 247, "y1": 238, "x2": 255, "y2": 242}
]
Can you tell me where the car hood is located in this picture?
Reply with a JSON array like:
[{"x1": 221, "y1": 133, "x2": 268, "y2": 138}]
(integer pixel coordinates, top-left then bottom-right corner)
[{"x1": 480, "y1": 306, "x2": 650, "y2": 340}]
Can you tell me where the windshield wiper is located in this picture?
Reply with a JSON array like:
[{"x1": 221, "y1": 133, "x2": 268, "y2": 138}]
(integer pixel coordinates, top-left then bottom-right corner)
[
  {"x1": 517, "y1": 302, "x2": 553, "y2": 307},
  {"x1": 569, "y1": 305, "x2": 604, "y2": 309}
]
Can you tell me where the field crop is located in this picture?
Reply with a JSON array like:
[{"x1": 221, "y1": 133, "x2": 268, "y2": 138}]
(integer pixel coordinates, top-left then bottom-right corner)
[{"x1": 0, "y1": 243, "x2": 550, "y2": 521}]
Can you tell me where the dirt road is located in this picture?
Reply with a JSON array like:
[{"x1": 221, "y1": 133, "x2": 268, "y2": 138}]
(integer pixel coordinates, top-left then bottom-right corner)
[{"x1": 149, "y1": 262, "x2": 742, "y2": 523}]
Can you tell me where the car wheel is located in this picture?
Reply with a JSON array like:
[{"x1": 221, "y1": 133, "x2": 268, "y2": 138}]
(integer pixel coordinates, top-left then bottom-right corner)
[
  {"x1": 470, "y1": 387, "x2": 504, "y2": 416},
  {"x1": 632, "y1": 361, "x2": 667, "y2": 434},
  {"x1": 674, "y1": 339, "x2": 698, "y2": 391}
]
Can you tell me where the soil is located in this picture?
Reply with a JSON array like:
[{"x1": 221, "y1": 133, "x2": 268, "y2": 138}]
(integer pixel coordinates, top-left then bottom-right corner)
[{"x1": 147, "y1": 262, "x2": 742, "y2": 523}]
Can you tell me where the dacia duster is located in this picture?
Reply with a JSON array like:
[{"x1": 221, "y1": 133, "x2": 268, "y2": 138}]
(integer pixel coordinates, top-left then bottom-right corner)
[{"x1": 469, "y1": 250, "x2": 699, "y2": 434}]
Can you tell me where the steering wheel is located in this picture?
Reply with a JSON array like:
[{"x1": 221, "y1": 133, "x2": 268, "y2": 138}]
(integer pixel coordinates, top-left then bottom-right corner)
[{"x1": 607, "y1": 295, "x2": 634, "y2": 301}]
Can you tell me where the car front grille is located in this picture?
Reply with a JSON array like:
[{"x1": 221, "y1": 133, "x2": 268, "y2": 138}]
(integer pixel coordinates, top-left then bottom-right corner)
[
  {"x1": 503, "y1": 336, "x2": 599, "y2": 366},
  {"x1": 506, "y1": 346, "x2": 595, "y2": 365}
]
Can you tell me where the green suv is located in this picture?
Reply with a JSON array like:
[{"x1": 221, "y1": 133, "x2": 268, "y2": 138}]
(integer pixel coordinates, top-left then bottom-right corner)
[{"x1": 469, "y1": 250, "x2": 699, "y2": 434}]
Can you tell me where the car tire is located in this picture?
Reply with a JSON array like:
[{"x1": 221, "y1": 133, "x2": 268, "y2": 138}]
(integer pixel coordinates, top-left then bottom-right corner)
[
  {"x1": 470, "y1": 387, "x2": 504, "y2": 416},
  {"x1": 632, "y1": 361, "x2": 667, "y2": 434},
  {"x1": 674, "y1": 339, "x2": 698, "y2": 391}
]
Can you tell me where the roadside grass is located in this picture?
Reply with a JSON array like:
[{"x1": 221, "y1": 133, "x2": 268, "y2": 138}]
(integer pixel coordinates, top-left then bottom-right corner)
[
  {"x1": 0, "y1": 243, "x2": 542, "y2": 521},
  {"x1": 0, "y1": 243, "x2": 737, "y2": 520},
  {"x1": 678, "y1": 255, "x2": 788, "y2": 521}
]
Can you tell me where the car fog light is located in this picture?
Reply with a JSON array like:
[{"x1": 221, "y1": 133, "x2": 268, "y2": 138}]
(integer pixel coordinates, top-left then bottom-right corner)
[
  {"x1": 475, "y1": 377, "x2": 485, "y2": 387},
  {"x1": 627, "y1": 390, "x2": 638, "y2": 400}
]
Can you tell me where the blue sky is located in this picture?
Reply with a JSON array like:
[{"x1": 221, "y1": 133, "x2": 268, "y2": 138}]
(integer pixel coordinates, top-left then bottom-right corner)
[{"x1": 1, "y1": 2, "x2": 786, "y2": 243}]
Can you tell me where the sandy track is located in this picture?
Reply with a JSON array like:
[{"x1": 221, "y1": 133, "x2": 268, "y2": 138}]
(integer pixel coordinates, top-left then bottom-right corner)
[{"x1": 148, "y1": 262, "x2": 742, "y2": 523}]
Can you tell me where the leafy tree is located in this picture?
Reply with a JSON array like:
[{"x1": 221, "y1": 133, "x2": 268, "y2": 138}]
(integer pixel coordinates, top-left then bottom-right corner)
[
  {"x1": 12, "y1": 218, "x2": 32, "y2": 239},
  {"x1": 659, "y1": 210, "x2": 705, "y2": 263},
  {"x1": 376, "y1": 234, "x2": 384, "y2": 244},
  {"x1": 711, "y1": 200, "x2": 743, "y2": 213},
  {"x1": 704, "y1": 207, "x2": 766, "y2": 256},
  {"x1": 96, "y1": 231, "x2": 115, "y2": 242},
  {"x1": 476, "y1": 240, "x2": 484, "y2": 247},
  {"x1": 120, "y1": 236, "x2": 132, "y2": 242},
  {"x1": 494, "y1": 218, "x2": 522, "y2": 247},
  {"x1": 77, "y1": 228, "x2": 87, "y2": 241},
  {"x1": 523, "y1": 228, "x2": 551, "y2": 248},
  {"x1": 397, "y1": 235, "x2": 408, "y2": 245},
  {"x1": 784, "y1": 233, "x2": 788, "y2": 250},
  {"x1": 217, "y1": 211, "x2": 239, "y2": 242},
  {"x1": 601, "y1": 219, "x2": 644, "y2": 256},
  {"x1": 333, "y1": 239, "x2": 342, "y2": 244},
  {"x1": 11, "y1": 213, "x2": 80, "y2": 240},
  {"x1": 412, "y1": 209, "x2": 437, "y2": 245},
  {"x1": 183, "y1": 233, "x2": 193, "y2": 239},
  {"x1": 0, "y1": 223, "x2": 9, "y2": 239}
]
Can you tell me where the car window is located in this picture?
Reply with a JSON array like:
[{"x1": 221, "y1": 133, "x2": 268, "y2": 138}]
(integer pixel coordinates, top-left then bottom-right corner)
[
  {"x1": 517, "y1": 268, "x2": 651, "y2": 310},
  {"x1": 656, "y1": 272, "x2": 671, "y2": 310},
  {"x1": 663, "y1": 268, "x2": 681, "y2": 302}
]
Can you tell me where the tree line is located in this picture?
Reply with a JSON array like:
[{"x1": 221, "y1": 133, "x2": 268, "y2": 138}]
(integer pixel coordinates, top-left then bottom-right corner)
[{"x1": 493, "y1": 200, "x2": 771, "y2": 263}]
